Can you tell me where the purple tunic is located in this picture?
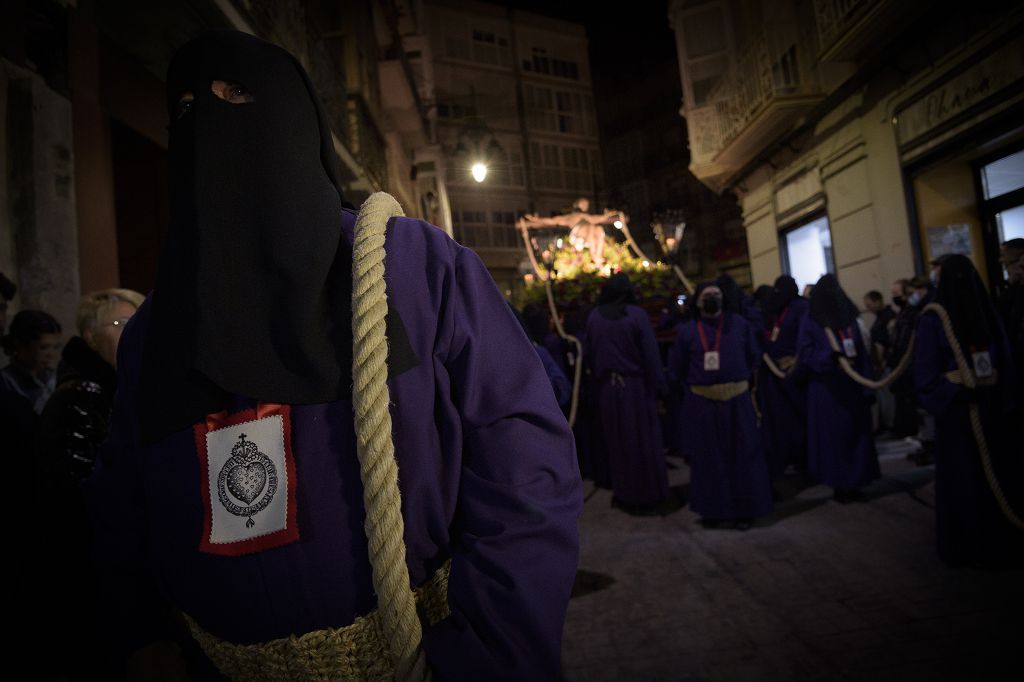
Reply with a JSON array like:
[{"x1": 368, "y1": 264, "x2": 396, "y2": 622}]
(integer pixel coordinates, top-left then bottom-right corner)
[
  {"x1": 795, "y1": 317, "x2": 880, "y2": 489},
  {"x1": 758, "y1": 298, "x2": 810, "y2": 477},
  {"x1": 583, "y1": 305, "x2": 669, "y2": 506},
  {"x1": 87, "y1": 209, "x2": 583, "y2": 680},
  {"x1": 913, "y1": 312, "x2": 1022, "y2": 566},
  {"x1": 668, "y1": 313, "x2": 773, "y2": 521}
]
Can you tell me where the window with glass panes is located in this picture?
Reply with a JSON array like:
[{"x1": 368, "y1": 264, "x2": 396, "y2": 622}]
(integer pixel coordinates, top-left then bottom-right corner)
[{"x1": 451, "y1": 204, "x2": 523, "y2": 249}]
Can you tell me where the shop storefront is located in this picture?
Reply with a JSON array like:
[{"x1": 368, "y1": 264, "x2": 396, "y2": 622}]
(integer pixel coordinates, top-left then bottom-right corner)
[{"x1": 896, "y1": 32, "x2": 1024, "y2": 287}]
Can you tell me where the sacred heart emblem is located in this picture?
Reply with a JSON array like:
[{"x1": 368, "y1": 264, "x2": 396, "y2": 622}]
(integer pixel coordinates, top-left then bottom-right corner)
[
  {"x1": 217, "y1": 433, "x2": 278, "y2": 528},
  {"x1": 227, "y1": 462, "x2": 268, "y2": 504}
]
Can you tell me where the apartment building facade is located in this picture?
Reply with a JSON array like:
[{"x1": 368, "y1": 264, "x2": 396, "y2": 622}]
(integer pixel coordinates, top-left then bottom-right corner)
[
  {"x1": 671, "y1": 0, "x2": 1024, "y2": 297},
  {"x1": 423, "y1": 0, "x2": 602, "y2": 290}
]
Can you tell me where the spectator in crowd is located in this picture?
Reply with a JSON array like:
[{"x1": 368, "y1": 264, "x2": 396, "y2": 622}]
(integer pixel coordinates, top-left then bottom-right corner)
[
  {"x1": 863, "y1": 290, "x2": 896, "y2": 432},
  {"x1": 37, "y1": 289, "x2": 143, "y2": 681},
  {"x1": 40, "y1": 288, "x2": 145, "y2": 481},
  {"x1": 1, "y1": 309, "x2": 62, "y2": 414}
]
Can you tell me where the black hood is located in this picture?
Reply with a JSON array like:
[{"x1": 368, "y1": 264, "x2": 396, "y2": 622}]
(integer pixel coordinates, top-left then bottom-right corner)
[
  {"x1": 596, "y1": 272, "x2": 636, "y2": 320},
  {"x1": 809, "y1": 274, "x2": 858, "y2": 329},
  {"x1": 138, "y1": 31, "x2": 350, "y2": 443}
]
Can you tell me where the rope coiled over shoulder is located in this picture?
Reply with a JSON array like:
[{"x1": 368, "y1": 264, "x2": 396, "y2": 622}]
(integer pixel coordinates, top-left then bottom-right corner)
[
  {"x1": 917, "y1": 303, "x2": 1023, "y2": 530},
  {"x1": 352, "y1": 192, "x2": 431, "y2": 680}
]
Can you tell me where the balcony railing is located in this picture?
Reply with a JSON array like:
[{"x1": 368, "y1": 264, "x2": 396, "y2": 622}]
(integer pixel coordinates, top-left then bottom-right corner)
[
  {"x1": 684, "y1": 26, "x2": 824, "y2": 189},
  {"x1": 704, "y1": 27, "x2": 815, "y2": 148}
]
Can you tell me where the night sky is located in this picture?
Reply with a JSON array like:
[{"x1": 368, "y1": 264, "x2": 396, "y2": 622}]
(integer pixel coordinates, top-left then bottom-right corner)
[{"x1": 502, "y1": 0, "x2": 682, "y2": 140}]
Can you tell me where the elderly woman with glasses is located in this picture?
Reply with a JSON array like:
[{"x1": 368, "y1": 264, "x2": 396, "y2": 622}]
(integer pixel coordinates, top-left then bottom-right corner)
[{"x1": 40, "y1": 288, "x2": 145, "y2": 481}]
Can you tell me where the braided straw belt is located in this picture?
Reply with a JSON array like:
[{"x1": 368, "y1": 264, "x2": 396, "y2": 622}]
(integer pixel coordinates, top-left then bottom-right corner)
[
  {"x1": 689, "y1": 380, "x2": 749, "y2": 402},
  {"x1": 187, "y1": 193, "x2": 446, "y2": 680},
  {"x1": 185, "y1": 563, "x2": 451, "y2": 681}
]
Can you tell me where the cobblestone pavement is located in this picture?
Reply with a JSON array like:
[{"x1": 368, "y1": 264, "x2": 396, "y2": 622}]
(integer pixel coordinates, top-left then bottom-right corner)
[{"x1": 561, "y1": 443, "x2": 1023, "y2": 682}]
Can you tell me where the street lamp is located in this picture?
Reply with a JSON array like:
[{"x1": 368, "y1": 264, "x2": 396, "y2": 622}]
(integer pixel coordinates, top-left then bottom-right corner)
[{"x1": 452, "y1": 118, "x2": 503, "y2": 184}]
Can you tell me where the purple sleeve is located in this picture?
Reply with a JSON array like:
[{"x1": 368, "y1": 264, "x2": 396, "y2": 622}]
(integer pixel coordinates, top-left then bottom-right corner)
[
  {"x1": 796, "y1": 317, "x2": 836, "y2": 374},
  {"x1": 913, "y1": 312, "x2": 961, "y2": 415},
  {"x1": 422, "y1": 246, "x2": 582, "y2": 681},
  {"x1": 84, "y1": 304, "x2": 173, "y2": 656}
]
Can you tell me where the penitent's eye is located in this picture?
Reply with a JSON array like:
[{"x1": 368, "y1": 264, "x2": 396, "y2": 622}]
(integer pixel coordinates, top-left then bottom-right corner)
[
  {"x1": 175, "y1": 92, "x2": 195, "y2": 120},
  {"x1": 211, "y1": 80, "x2": 254, "y2": 104}
]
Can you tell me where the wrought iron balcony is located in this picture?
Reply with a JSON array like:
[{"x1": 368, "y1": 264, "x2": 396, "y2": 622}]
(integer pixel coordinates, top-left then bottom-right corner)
[
  {"x1": 813, "y1": 0, "x2": 919, "y2": 62},
  {"x1": 685, "y1": 27, "x2": 824, "y2": 191}
]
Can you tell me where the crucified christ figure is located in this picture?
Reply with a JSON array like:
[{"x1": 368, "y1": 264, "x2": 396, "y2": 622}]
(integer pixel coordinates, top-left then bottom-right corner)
[{"x1": 519, "y1": 198, "x2": 624, "y2": 266}]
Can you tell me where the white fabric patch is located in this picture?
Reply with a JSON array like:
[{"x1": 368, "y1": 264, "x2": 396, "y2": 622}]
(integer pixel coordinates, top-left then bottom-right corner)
[
  {"x1": 704, "y1": 351, "x2": 720, "y2": 371},
  {"x1": 972, "y1": 351, "x2": 993, "y2": 378},
  {"x1": 205, "y1": 415, "x2": 289, "y2": 545}
]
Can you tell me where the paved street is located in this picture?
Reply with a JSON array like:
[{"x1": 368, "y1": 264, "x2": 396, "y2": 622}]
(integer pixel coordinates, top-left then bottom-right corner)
[{"x1": 562, "y1": 441, "x2": 1023, "y2": 681}]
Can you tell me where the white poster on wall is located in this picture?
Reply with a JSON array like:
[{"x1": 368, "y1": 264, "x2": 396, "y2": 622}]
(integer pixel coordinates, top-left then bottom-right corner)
[{"x1": 926, "y1": 224, "x2": 973, "y2": 259}]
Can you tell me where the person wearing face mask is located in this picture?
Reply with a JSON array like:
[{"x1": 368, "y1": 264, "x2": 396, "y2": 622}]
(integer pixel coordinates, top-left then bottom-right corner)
[
  {"x1": 668, "y1": 282, "x2": 772, "y2": 529},
  {"x1": 87, "y1": 32, "x2": 580, "y2": 682},
  {"x1": 795, "y1": 275, "x2": 880, "y2": 503},
  {"x1": 913, "y1": 254, "x2": 1022, "y2": 567}
]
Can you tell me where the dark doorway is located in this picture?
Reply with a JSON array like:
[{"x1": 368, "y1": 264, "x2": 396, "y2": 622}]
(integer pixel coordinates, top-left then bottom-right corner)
[{"x1": 110, "y1": 118, "x2": 167, "y2": 293}]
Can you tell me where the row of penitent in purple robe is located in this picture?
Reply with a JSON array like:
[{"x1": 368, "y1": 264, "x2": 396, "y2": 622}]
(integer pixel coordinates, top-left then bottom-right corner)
[{"x1": 551, "y1": 287, "x2": 1020, "y2": 567}]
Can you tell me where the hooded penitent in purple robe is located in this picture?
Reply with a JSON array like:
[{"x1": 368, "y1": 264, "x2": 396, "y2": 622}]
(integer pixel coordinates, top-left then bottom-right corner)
[
  {"x1": 88, "y1": 210, "x2": 582, "y2": 681},
  {"x1": 669, "y1": 308, "x2": 773, "y2": 522},
  {"x1": 796, "y1": 275, "x2": 879, "y2": 494},
  {"x1": 583, "y1": 281, "x2": 669, "y2": 509},
  {"x1": 758, "y1": 276, "x2": 810, "y2": 477},
  {"x1": 913, "y1": 254, "x2": 1022, "y2": 566}
]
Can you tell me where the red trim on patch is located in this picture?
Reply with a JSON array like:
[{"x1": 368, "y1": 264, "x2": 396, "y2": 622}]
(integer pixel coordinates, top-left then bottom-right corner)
[{"x1": 193, "y1": 403, "x2": 300, "y2": 557}]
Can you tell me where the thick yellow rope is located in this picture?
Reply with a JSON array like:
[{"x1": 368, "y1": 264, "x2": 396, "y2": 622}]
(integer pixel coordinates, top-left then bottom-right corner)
[
  {"x1": 823, "y1": 326, "x2": 915, "y2": 390},
  {"x1": 821, "y1": 304, "x2": 1021, "y2": 529},
  {"x1": 352, "y1": 192, "x2": 430, "y2": 681},
  {"x1": 517, "y1": 222, "x2": 584, "y2": 427},
  {"x1": 762, "y1": 353, "x2": 791, "y2": 380},
  {"x1": 918, "y1": 303, "x2": 1024, "y2": 530}
]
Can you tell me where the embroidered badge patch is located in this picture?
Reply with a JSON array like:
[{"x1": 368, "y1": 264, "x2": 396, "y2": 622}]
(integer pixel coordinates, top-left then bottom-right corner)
[{"x1": 194, "y1": 404, "x2": 299, "y2": 556}]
